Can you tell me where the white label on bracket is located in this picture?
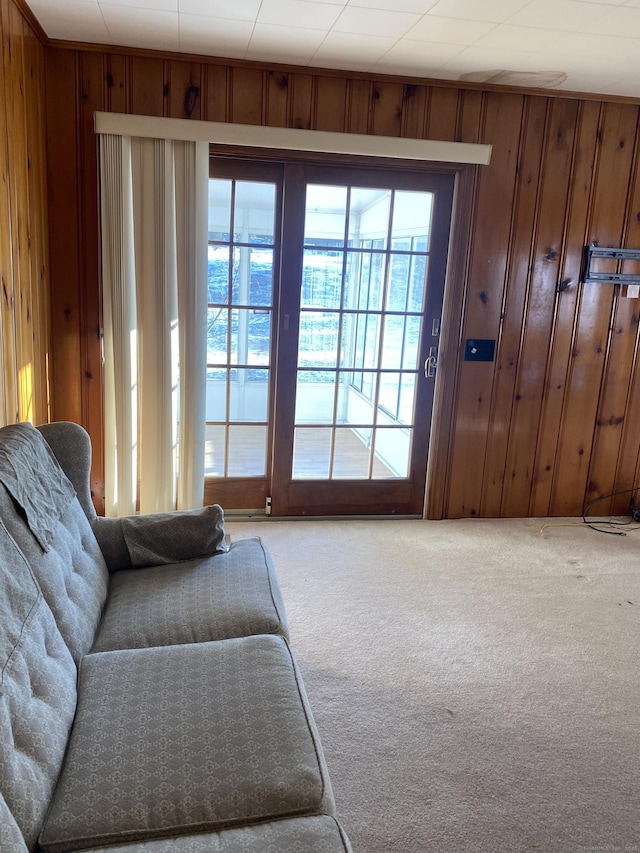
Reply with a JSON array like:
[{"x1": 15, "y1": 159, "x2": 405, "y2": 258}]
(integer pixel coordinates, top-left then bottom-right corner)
[{"x1": 626, "y1": 285, "x2": 640, "y2": 298}]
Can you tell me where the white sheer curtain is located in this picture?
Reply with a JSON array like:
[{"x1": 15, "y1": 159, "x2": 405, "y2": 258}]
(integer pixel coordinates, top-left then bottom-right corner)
[{"x1": 99, "y1": 132, "x2": 208, "y2": 517}]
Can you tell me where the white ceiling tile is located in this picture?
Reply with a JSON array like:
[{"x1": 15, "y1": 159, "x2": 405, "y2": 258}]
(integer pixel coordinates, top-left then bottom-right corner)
[
  {"x1": 425, "y1": 0, "x2": 530, "y2": 24},
  {"x1": 257, "y1": 0, "x2": 342, "y2": 29},
  {"x1": 310, "y1": 30, "x2": 397, "y2": 69},
  {"x1": 347, "y1": 0, "x2": 439, "y2": 11},
  {"x1": 406, "y1": 15, "x2": 496, "y2": 43},
  {"x1": 333, "y1": 5, "x2": 421, "y2": 36},
  {"x1": 506, "y1": 0, "x2": 614, "y2": 30},
  {"x1": 246, "y1": 23, "x2": 328, "y2": 63},
  {"x1": 100, "y1": 0, "x2": 177, "y2": 10},
  {"x1": 31, "y1": 0, "x2": 110, "y2": 41},
  {"x1": 373, "y1": 37, "x2": 466, "y2": 73},
  {"x1": 437, "y1": 43, "x2": 536, "y2": 75},
  {"x1": 473, "y1": 23, "x2": 565, "y2": 51},
  {"x1": 581, "y1": 3, "x2": 640, "y2": 33},
  {"x1": 179, "y1": 13, "x2": 253, "y2": 56},
  {"x1": 102, "y1": 6, "x2": 180, "y2": 49},
  {"x1": 178, "y1": 0, "x2": 261, "y2": 21},
  {"x1": 539, "y1": 30, "x2": 637, "y2": 59}
]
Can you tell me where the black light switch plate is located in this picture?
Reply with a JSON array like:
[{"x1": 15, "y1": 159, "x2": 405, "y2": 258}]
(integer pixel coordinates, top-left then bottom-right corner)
[{"x1": 465, "y1": 339, "x2": 496, "y2": 362}]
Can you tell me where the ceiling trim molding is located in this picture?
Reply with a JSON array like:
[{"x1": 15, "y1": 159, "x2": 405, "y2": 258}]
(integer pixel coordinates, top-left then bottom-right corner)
[{"x1": 94, "y1": 112, "x2": 492, "y2": 166}]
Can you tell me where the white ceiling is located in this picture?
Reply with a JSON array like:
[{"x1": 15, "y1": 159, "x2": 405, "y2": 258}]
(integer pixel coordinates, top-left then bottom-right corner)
[{"x1": 25, "y1": 0, "x2": 640, "y2": 100}]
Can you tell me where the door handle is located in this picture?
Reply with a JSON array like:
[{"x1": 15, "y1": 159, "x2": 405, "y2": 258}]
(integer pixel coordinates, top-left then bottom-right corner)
[{"x1": 425, "y1": 347, "x2": 438, "y2": 378}]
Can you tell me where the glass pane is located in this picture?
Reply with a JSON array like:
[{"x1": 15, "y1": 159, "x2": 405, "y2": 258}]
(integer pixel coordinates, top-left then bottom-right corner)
[
  {"x1": 233, "y1": 181, "x2": 276, "y2": 245},
  {"x1": 391, "y1": 191, "x2": 433, "y2": 244},
  {"x1": 398, "y1": 373, "x2": 417, "y2": 426},
  {"x1": 338, "y1": 372, "x2": 371, "y2": 425},
  {"x1": 229, "y1": 368, "x2": 269, "y2": 422},
  {"x1": 332, "y1": 427, "x2": 371, "y2": 478},
  {"x1": 387, "y1": 252, "x2": 411, "y2": 311},
  {"x1": 402, "y1": 317, "x2": 422, "y2": 370},
  {"x1": 293, "y1": 427, "x2": 331, "y2": 478},
  {"x1": 380, "y1": 315, "x2": 405, "y2": 370},
  {"x1": 227, "y1": 425, "x2": 267, "y2": 476},
  {"x1": 208, "y1": 180, "x2": 232, "y2": 243},
  {"x1": 205, "y1": 369, "x2": 228, "y2": 421},
  {"x1": 204, "y1": 424, "x2": 226, "y2": 476},
  {"x1": 379, "y1": 371, "x2": 400, "y2": 418},
  {"x1": 208, "y1": 245, "x2": 230, "y2": 304},
  {"x1": 295, "y1": 371, "x2": 335, "y2": 425},
  {"x1": 301, "y1": 249, "x2": 343, "y2": 309},
  {"x1": 348, "y1": 188, "x2": 390, "y2": 248},
  {"x1": 228, "y1": 309, "x2": 272, "y2": 366},
  {"x1": 344, "y1": 250, "x2": 384, "y2": 312},
  {"x1": 304, "y1": 185, "x2": 347, "y2": 245},
  {"x1": 250, "y1": 249, "x2": 273, "y2": 306},
  {"x1": 298, "y1": 311, "x2": 339, "y2": 369},
  {"x1": 408, "y1": 254, "x2": 427, "y2": 312},
  {"x1": 207, "y1": 307, "x2": 228, "y2": 364},
  {"x1": 372, "y1": 427, "x2": 410, "y2": 478},
  {"x1": 231, "y1": 248, "x2": 274, "y2": 306}
]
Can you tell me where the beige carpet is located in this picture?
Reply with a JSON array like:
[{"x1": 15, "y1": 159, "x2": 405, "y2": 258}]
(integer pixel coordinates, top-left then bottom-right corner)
[{"x1": 227, "y1": 516, "x2": 640, "y2": 853}]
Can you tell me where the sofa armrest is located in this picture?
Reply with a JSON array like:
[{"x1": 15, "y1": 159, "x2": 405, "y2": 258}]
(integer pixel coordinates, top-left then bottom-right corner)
[{"x1": 92, "y1": 504, "x2": 227, "y2": 572}]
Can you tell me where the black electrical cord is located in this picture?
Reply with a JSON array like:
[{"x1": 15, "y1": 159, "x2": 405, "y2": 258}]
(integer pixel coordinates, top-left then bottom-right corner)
[{"x1": 582, "y1": 486, "x2": 640, "y2": 536}]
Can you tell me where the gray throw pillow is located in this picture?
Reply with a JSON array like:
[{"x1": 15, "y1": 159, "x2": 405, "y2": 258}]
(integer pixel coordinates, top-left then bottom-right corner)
[{"x1": 121, "y1": 504, "x2": 226, "y2": 568}]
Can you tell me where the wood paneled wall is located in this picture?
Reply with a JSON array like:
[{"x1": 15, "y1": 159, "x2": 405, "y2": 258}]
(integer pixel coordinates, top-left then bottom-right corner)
[
  {"x1": 0, "y1": 0, "x2": 50, "y2": 427},
  {"x1": 43, "y1": 45, "x2": 640, "y2": 518}
]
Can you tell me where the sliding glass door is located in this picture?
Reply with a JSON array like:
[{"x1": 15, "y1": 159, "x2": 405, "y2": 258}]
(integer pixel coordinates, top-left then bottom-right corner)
[{"x1": 205, "y1": 158, "x2": 454, "y2": 516}]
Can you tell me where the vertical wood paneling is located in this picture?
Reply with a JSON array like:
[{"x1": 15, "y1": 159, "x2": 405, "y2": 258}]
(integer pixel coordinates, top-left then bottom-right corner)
[
  {"x1": 0, "y1": 1, "x2": 18, "y2": 425},
  {"x1": 206, "y1": 64, "x2": 229, "y2": 122},
  {"x1": 168, "y1": 61, "x2": 202, "y2": 119},
  {"x1": 610, "y1": 162, "x2": 640, "y2": 516},
  {"x1": 230, "y1": 67, "x2": 264, "y2": 124},
  {"x1": 401, "y1": 83, "x2": 428, "y2": 138},
  {"x1": 371, "y1": 81, "x2": 403, "y2": 137},
  {"x1": 446, "y1": 92, "x2": 525, "y2": 517},
  {"x1": 314, "y1": 76, "x2": 347, "y2": 131},
  {"x1": 129, "y1": 56, "x2": 165, "y2": 116},
  {"x1": 45, "y1": 48, "x2": 83, "y2": 425},
  {"x1": 0, "y1": 0, "x2": 50, "y2": 428},
  {"x1": 23, "y1": 14, "x2": 50, "y2": 423},
  {"x1": 482, "y1": 96, "x2": 549, "y2": 517},
  {"x1": 290, "y1": 73, "x2": 314, "y2": 130},
  {"x1": 551, "y1": 103, "x2": 638, "y2": 516},
  {"x1": 530, "y1": 100, "x2": 601, "y2": 517},
  {"x1": 265, "y1": 69, "x2": 289, "y2": 127},
  {"x1": 346, "y1": 78, "x2": 371, "y2": 134},
  {"x1": 41, "y1": 45, "x2": 640, "y2": 519},
  {"x1": 425, "y1": 87, "x2": 459, "y2": 141},
  {"x1": 78, "y1": 51, "x2": 106, "y2": 511},
  {"x1": 501, "y1": 98, "x2": 579, "y2": 517},
  {"x1": 105, "y1": 53, "x2": 127, "y2": 113},
  {"x1": 4, "y1": 2, "x2": 32, "y2": 422}
]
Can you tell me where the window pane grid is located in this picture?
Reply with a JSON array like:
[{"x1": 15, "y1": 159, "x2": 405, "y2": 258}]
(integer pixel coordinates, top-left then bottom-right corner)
[
  {"x1": 207, "y1": 177, "x2": 276, "y2": 478},
  {"x1": 295, "y1": 184, "x2": 433, "y2": 483}
]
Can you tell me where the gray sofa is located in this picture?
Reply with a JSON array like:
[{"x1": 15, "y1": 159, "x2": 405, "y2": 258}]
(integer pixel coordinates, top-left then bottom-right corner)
[{"x1": 0, "y1": 421, "x2": 351, "y2": 853}]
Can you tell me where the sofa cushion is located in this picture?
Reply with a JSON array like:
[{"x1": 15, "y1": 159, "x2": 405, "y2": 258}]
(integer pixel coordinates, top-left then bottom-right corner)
[
  {"x1": 80, "y1": 816, "x2": 352, "y2": 852},
  {"x1": 0, "y1": 792, "x2": 29, "y2": 853},
  {"x1": 0, "y1": 485, "x2": 109, "y2": 664},
  {"x1": 39, "y1": 635, "x2": 334, "y2": 852},
  {"x1": 91, "y1": 537, "x2": 288, "y2": 652},
  {"x1": 0, "y1": 518, "x2": 77, "y2": 852}
]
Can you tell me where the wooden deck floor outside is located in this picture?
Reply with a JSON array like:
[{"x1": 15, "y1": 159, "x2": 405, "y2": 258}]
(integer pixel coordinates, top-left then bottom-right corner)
[{"x1": 205, "y1": 424, "x2": 396, "y2": 479}]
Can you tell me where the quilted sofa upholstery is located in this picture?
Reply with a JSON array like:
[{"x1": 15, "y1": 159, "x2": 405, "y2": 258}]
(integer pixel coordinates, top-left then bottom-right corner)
[{"x1": 0, "y1": 422, "x2": 351, "y2": 853}]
